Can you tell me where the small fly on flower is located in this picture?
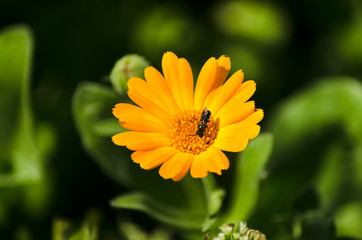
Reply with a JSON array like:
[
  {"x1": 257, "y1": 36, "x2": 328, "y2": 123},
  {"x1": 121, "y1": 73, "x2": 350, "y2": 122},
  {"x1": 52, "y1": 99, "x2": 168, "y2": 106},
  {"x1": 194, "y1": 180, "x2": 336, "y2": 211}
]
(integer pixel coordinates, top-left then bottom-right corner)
[
  {"x1": 187, "y1": 107, "x2": 211, "y2": 138},
  {"x1": 196, "y1": 107, "x2": 211, "y2": 138}
]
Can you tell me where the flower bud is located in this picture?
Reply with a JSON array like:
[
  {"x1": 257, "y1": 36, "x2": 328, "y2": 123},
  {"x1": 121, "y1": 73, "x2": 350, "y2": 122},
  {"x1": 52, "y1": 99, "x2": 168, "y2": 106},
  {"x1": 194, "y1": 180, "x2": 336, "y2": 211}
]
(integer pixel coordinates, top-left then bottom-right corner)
[
  {"x1": 220, "y1": 223, "x2": 235, "y2": 234},
  {"x1": 110, "y1": 54, "x2": 150, "y2": 95},
  {"x1": 239, "y1": 222, "x2": 248, "y2": 235}
]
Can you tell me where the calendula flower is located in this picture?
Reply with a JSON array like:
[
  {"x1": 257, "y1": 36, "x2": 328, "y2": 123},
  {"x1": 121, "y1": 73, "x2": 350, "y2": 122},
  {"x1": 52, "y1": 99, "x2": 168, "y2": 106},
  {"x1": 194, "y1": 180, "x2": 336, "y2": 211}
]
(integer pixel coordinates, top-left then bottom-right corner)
[{"x1": 112, "y1": 52, "x2": 263, "y2": 181}]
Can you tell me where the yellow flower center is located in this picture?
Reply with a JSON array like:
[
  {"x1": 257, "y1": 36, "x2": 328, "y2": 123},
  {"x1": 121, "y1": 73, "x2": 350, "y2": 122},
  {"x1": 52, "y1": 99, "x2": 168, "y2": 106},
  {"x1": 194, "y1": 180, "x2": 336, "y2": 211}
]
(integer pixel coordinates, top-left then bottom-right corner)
[{"x1": 168, "y1": 110, "x2": 218, "y2": 155}]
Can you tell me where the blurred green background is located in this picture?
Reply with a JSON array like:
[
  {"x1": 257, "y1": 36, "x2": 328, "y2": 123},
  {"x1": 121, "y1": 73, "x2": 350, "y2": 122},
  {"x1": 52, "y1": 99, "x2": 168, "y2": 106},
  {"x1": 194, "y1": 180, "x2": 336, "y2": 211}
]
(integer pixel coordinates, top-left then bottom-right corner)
[{"x1": 1, "y1": 0, "x2": 362, "y2": 239}]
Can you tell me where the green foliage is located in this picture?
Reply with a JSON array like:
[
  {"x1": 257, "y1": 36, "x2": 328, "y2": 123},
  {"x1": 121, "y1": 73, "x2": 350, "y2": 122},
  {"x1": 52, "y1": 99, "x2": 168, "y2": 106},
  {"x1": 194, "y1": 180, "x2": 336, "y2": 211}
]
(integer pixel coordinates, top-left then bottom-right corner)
[
  {"x1": 337, "y1": 2, "x2": 362, "y2": 65},
  {"x1": 270, "y1": 77, "x2": 362, "y2": 150},
  {"x1": 130, "y1": 5, "x2": 195, "y2": 57},
  {"x1": 72, "y1": 82, "x2": 130, "y2": 185},
  {"x1": 214, "y1": 1, "x2": 289, "y2": 45},
  {"x1": 220, "y1": 45, "x2": 263, "y2": 82},
  {"x1": 0, "y1": 25, "x2": 40, "y2": 185},
  {"x1": 0, "y1": 25, "x2": 55, "y2": 223},
  {"x1": 255, "y1": 76, "x2": 362, "y2": 239},
  {"x1": 119, "y1": 221, "x2": 171, "y2": 240},
  {"x1": 111, "y1": 191, "x2": 203, "y2": 229},
  {"x1": 110, "y1": 175, "x2": 226, "y2": 233},
  {"x1": 2, "y1": 0, "x2": 362, "y2": 238},
  {"x1": 335, "y1": 201, "x2": 362, "y2": 238},
  {"x1": 53, "y1": 211, "x2": 172, "y2": 240},
  {"x1": 201, "y1": 175, "x2": 226, "y2": 231},
  {"x1": 53, "y1": 210, "x2": 100, "y2": 240}
]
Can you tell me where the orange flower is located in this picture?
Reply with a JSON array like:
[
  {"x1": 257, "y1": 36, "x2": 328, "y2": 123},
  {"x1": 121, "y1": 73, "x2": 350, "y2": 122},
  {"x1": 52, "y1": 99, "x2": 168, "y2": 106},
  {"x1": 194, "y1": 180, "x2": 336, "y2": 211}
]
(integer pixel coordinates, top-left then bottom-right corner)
[{"x1": 112, "y1": 52, "x2": 263, "y2": 181}]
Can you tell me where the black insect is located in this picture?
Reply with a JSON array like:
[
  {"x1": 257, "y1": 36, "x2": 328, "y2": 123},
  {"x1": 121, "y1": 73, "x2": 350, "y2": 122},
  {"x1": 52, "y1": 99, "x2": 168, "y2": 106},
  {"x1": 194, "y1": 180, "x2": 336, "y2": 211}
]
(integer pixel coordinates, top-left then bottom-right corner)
[{"x1": 195, "y1": 107, "x2": 211, "y2": 138}]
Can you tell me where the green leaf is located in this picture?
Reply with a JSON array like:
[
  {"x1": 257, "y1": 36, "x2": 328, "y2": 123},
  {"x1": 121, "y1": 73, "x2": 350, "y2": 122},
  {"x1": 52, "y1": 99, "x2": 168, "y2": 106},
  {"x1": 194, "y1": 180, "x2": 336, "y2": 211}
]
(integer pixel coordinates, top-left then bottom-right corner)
[
  {"x1": 335, "y1": 201, "x2": 362, "y2": 238},
  {"x1": 202, "y1": 175, "x2": 225, "y2": 217},
  {"x1": 221, "y1": 133, "x2": 274, "y2": 223},
  {"x1": 269, "y1": 77, "x2": 362, "y2": 153},
  {"x1": 268, "y1": 77, "x2": 362, "y2": 203},
  {"x1": 0, "y1": 25, "x2": 44, "y2": 186},
  {"x1": 111, "y1": 191, "x2": 204, "y2": 230},
  {"x1": 0, "y1": 24, "x2": 56, "y2": 227},
  {"x1": 73, "y1": 82, "x2": 136, "y2": 185},
  {"x1": 254, "y1": 76, "x2": 362, "y2": 234},
  {"x1": 201, "y1": 175, "x2": 225, "y2": 231},
  {"x1": 315, "y1": 141, "x2": 345, "y2": 211}
]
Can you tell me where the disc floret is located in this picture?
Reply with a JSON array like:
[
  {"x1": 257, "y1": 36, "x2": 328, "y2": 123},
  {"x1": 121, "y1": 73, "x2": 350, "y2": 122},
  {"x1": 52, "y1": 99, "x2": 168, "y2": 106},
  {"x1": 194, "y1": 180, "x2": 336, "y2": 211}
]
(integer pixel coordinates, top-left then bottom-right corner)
[{"x1": 168, "y1": 110, "x2": 218, "y2": 155}]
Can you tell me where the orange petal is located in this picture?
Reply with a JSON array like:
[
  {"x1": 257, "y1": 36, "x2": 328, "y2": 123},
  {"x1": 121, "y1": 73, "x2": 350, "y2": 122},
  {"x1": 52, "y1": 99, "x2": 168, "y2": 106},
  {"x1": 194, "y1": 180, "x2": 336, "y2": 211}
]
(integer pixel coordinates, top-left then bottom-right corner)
[
  {"x1": 194, "y1": 55, "x2": 231, "y2": 110},
  {"x1": 205, "y1": 70, "x2": 244, "y2": 115},
  {"x1": 212, "y1": 146, "x2": 230, "y2": 170},
  {"x1": 177, "y1": 58, "x2": 194, "y2": 110},
  {"x1": 162, "y1": 52, "x2": 185, "y2": 110},
  {"x1": 238, "y1": 109, "x2": 264, "y2": 126},
  {"x1": 112, "y1": 103, "x2": 167, "y2": 132},
  {"x1": 204, "y1": 86, "x2": 222, "y2": 110},
  {"x1": 190, "y1": 153, "x2": 208, "y2": 178},
  {"x1": 127, "y1": 77, "x2": 170, "y2": 123},
  {"x1": 194, "y1": 57, "x2": 218, "y2": 110},
  {"x1": 112, "y1": 131, "x2": 170, "y2": 151},
  {"x1": 233, "y1": 80, "x2": 256, "y2": 104},
  {"x1": 144, "y1": 66, "x2": 179, "y2": 114},
  {"x1": 159, "y1": 152, "x2": 194, "y2": 181},
  {"x1": 131, "y1": 146, "x2": 178, "y2": 170},
  {"x1": 214, "y1": 55, "x2": 231, "y2": 88},
  {"x1": 190, "y1": 147, "x2": 230, "y2": 178},
  {"x1": 213, "y1": 133, "x2": 250, "y2": 153},
  {"x1": 215, "y1": 101, "x2": 256, "y2": 128},
  {"x1": 213, "y1": 110, "x2": 263, "y2": 152}
]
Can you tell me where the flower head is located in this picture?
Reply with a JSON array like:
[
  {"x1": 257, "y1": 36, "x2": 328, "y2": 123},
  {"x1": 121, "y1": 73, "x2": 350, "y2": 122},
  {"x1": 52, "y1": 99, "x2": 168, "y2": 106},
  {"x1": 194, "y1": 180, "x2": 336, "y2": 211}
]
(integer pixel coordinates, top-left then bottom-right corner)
[{"x1": 112, "y1": 52, "x2": 263, "y2": 181}]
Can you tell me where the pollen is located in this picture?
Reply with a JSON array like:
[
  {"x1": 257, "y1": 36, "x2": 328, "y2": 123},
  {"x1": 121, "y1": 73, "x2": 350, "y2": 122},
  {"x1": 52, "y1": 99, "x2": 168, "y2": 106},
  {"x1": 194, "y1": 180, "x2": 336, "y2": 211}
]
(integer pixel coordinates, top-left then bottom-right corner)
[{"x1": 168, "y1": 110, "x2": 218, "y2": 155}]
